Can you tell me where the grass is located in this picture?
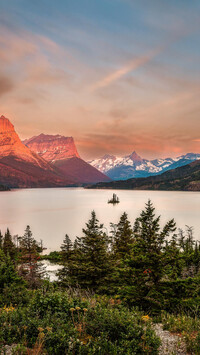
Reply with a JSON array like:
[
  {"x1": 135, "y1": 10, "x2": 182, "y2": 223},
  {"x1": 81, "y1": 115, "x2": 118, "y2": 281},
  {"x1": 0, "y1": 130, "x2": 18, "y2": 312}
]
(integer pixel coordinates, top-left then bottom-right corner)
[{"x1": 161, "y1": 311, "x2": 200, "y2": 354}]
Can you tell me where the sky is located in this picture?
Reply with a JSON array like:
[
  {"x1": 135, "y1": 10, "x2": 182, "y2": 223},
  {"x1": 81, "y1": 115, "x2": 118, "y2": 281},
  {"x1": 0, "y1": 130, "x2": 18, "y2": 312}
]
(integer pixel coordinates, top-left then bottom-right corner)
[{"x1": 0, "y1": 0, "x2": 200, "y2": 160}]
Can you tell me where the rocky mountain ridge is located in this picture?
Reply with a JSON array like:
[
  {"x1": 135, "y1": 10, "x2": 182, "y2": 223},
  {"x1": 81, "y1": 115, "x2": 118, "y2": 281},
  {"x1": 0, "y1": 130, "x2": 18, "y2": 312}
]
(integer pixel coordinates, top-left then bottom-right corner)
[
  {"x1": 23, "y1": 134, "x2": 80, "y2": 162},
  {"x1": 89, "y1": 151, "x2": 200, "y2": 180},
  {"x1": 24, "y1": 133, "x2": 110, "y2": 184},
  {"x1": 87, "y1": 160, "x2": 200, "y2": 191},
  {"x1": 0, "y1": 115, "x2": 110, "y2": 187}
]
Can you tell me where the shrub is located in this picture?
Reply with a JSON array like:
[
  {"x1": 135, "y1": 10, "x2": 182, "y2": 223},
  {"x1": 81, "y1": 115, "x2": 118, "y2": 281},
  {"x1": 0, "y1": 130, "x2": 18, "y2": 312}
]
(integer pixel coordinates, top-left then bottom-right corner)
[
  {"x1": 0, "y1": 292, "x2": 160, "y2": 354},
  {"x1": 162, "y1": 312, "x2": 200, "y2": 354}
]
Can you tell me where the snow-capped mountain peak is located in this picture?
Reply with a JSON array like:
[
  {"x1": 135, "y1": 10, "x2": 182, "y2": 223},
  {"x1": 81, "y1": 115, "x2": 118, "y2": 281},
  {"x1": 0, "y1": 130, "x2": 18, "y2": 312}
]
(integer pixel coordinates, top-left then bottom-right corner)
[{"x1": 88, "y1": 151, "x2": 200, "y2": 180}]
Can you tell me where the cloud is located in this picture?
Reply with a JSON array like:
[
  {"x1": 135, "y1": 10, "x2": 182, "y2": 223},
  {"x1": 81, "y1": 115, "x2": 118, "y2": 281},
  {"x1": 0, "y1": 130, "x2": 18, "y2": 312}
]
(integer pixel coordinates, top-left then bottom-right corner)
[
  {"x1": 0, "y1": 74, "x2": 15, "y2": 97},
  {"x1": 90, "y1": 22, "x2": 192, "y2": 92},
  {"x1": 0, "y1": 24, "x2": 77, "y2": 106},
  {"x1": 90, "y1": 49, "x2": 160, "y2": 91},
  {"x1": 0, "y1": 27, "x2": 37, "y2": 66},
  {"x1": 26, "y1": 58, "x2": 72, "y2": 86}
]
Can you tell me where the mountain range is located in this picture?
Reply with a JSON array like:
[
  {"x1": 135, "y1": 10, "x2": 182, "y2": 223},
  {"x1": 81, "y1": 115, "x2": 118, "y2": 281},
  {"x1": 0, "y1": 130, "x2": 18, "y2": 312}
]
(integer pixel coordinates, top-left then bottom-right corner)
[
  {"x1": 89, "y1": 151, "x2": 200, "y2": 180},
  {"x1": 0, "y1": 115, "x2": 110, "y2": 188},
  {"x1": 1, "y1": 114, "x2": 200, "y2": 190},
  {"x1": 24, "y1": 134, "x2": 110, "y2": 184},
  {"x1": 87, "y1": 160, "x2": 200, "y2": 191}
]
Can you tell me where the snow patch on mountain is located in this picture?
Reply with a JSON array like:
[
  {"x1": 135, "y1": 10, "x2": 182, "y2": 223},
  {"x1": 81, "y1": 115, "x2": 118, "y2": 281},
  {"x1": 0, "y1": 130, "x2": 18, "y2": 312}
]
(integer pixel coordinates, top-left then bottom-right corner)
[{"x1": 88, "y1": 151, "x2": 200, "y2": 180}]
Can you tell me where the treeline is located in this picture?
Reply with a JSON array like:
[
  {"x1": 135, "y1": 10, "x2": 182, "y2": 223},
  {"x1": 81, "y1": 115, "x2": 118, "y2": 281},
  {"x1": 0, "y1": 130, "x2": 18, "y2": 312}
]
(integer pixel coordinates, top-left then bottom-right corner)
[
  {"x1": 1, "y1": 201, "x2": 200, "y2": 353},
  {"x1": 1, "y1": 200, "x2": 200, "y2": 313},
  {"x1": 0, "y1": 225, "x2": 45, "y2": 306},
  {"x1": 58, "y1": 200, "x2": 200, "y2": 312}
]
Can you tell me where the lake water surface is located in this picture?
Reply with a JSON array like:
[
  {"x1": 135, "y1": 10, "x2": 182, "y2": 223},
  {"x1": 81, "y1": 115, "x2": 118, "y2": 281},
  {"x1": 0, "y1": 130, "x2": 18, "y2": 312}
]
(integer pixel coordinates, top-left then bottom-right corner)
[{"x1": 0, "y1": 188, "x2": 200, "y2": 251}]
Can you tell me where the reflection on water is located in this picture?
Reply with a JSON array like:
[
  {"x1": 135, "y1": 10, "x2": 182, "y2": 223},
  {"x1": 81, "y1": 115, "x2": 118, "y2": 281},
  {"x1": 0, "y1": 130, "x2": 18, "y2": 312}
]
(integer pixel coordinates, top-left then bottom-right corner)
[
  {"x1": 42, "y1": 260, "x2": 62, "y2": 282},
  {"x1": 0, "y1": 188, "x2": 200, "y2": 251}
]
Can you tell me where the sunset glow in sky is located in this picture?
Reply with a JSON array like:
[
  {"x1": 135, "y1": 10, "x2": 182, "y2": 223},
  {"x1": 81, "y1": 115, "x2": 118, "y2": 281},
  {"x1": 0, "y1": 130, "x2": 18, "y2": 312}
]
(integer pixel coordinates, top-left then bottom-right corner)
[{"x1": 0, "y1": 0, "x2": 200, "y2": 159}]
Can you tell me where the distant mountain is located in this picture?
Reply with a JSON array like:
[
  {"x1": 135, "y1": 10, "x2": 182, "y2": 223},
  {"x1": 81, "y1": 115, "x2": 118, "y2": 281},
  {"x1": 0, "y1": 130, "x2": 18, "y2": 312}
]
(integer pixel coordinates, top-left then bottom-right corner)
[
  {"x1": 0, "y1": 115, "x2": 73, "y2": 188},
  {"x1": 87, "y1": 160, "x2": 200, "y2": 191},
  {"x1": 88, "y1": 151, "x2": 200, "y2": 180},
  {"x1": 23, "y1": 134, "x2": 80, "y2": 161},
  {"x1": 24, "y1": 134, "x2": 110, "y2": 184}
]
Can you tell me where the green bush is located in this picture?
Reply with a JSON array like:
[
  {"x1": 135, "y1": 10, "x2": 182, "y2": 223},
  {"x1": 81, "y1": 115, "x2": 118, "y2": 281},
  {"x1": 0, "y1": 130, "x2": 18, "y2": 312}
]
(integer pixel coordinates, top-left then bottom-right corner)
[
  {"x1": 0, "y1": 292, "x2": 160, "y2": 354},
  {"x1": 162, "y1": 312, "x2": 200, "y2": 354}
]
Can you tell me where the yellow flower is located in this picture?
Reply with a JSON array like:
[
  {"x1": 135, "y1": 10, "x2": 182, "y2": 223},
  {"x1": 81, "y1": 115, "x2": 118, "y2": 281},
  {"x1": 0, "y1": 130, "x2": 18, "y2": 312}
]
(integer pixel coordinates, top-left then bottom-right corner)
[
  {"x1": 38, "y1": 327, "x2": 44, "y2": 332},
  {"x1": 38, "y1": 332, "x2": 45, "y2": 339},
  {"x1": 141, "y1": 315, "x2": 150, "y2": 322},
  {"x1": 75, "y1": 307, "x2": 81, "y2": 311},
  {"x1": 70, "y1": 308, "x2": 75, "y2": 312},
  {"x1": 83, "y1": 308, "x2": 88, "y2": 312},
  {"x1": 46, "y1": 326, "x2": 52, "y2": 332},
  {"x1": 2, "y1": 305, "x2": 15, "y2": 313}
]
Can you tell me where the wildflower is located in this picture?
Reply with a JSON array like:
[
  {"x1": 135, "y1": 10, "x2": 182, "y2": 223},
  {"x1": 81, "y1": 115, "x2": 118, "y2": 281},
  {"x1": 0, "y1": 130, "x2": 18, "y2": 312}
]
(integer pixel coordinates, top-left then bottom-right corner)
[
  {"x1": 109, "y1": 298, "x2": 115, "y2": 305},
  {"x1": 46, "y1": 327, "x2": 52, "y2": 333},
  {"x1": 38, "y1": 332, "x2": 45, "y2": 339},
  {"x1": 75, "y1": 307, "x2": 81, "y2": 311},
  {"x1": 38, "y1": 327, "x2": 44, "y2": 332},
  {"x1": 141, "y1": 315, "x2": 150, "y2": 322},
  {"x1": 116, "y1": 299, "x2": 122, "y2": 305},
  {"x1": 2, "y1": 305, "x2": 15, "y2": 313},
  {"x1": 70, "y1": 308, "x2": 75, "y2": 312}
]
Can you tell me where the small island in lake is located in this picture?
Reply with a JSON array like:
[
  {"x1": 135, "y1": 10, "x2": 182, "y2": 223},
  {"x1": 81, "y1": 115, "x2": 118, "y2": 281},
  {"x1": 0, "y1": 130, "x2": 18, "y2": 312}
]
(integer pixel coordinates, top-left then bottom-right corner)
[{"x1": 108, "y1": 193, "x2": 120, "y2": 204}]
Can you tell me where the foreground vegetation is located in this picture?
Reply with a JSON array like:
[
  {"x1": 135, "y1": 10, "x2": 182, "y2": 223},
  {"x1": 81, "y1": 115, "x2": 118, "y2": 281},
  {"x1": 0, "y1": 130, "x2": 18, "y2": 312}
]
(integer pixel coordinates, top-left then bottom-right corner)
[{"x1": 1, "y1": 201, "x2": 200, "y2": 353}]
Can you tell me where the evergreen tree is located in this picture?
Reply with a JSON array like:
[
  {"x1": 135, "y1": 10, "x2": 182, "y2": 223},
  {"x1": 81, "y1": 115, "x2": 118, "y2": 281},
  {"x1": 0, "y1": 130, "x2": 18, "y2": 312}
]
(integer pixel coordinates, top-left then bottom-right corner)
[
  {"x1": 0, "y1": 249, "x2": 22, "y2": 289},
  {"x1": 0, "y1": 249, "x2": 26, "y2": 306},
  {"x1": 59, "y1": 211, "x2": 110, "y2": 290},
  {"x1": 61, "y1": 234, "x2": 73, "y2": 260},
  {"x1": 121, "y1": 201, "x2": 177, "y2": 308},
  {"x1": 193, "y1": 241, "x2": 200, "y2": 274},
  {"x1": 178, "y1": 227, "x2": 198, "y2": 276},
  {"x1": 131, "y1": 200, "x2": 176, "y2": 285},
  {"x1": 111, "y1": 212, "x2": 134, "y2": 259},
  {"x1": 19, "y1": 225, "x2": 45, "y2": 288},
  {"x1": 58, "y1": 234, "x2": 73, "y2": 286},
  {"x1": 3, "y1": 228, "x2": 16, "y2": 260},
  {"x1": 0, "y1": 230, "x2": 3, "y2": 249},
  {"x1": 164, "y1": 234, "x2": 183, "y2": 279}
]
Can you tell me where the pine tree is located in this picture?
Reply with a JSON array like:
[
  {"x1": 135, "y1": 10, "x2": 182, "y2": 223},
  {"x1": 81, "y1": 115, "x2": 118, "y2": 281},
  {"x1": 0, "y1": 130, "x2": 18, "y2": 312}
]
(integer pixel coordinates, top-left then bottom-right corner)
[
  {"x1": 19, "y1": 225, "x2": 45, "y2": 288},
  {"x1": 61, "y1": 234, "x2": 73, "y2": 260},
  {"x1": 164, "y1": 234, "x2": 183, "y2": 279},
  {"x1": 193, "y1": 242, "x2": 200, "y2": 274},
  {"x1": 3, "y1": 228, "x2": 16, "y2": 260},
  {"x1": 60, "y1": 211, "x2": 110, "y2": 290},
  {"x1": 0, "y1": 231, "x2": 3, "y2": 249},
  {"x1": 131, "y1": 200, "x2": 176, "y2": 285},
  {"x1": 0, "y1": 249, "x2": 26, "y2": 305},
  {"x1": 111, "y1": 212, "x2": 134, "y2": 259},
  {"x1": 0, "y1": 249, "x2": 22, "y2": 289},
  {"x1": 58, "y1": 234, "x2": 73, "y2": 286}
]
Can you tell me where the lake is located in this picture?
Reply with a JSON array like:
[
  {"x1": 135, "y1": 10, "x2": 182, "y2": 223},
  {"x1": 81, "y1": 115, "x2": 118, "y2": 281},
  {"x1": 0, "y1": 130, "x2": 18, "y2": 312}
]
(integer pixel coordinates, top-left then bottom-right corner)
[{"x1": 0, "y1": 188, "x2": 200, "y2": 251}]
